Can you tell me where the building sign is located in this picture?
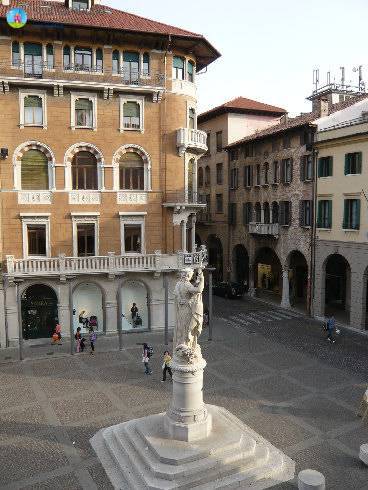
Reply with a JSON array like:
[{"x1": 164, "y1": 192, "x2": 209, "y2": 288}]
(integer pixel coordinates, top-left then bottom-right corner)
[
  {"x1": 184, "y1": 254, "x2": 193, "y2": 265},
  {"x1": 6, "y1": 8, "x2": 27, "y2": 29}
]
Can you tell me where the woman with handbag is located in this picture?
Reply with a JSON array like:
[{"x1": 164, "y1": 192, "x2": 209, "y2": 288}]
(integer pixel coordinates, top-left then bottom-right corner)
[{"x1": 161, "y1": 351, "x2": 173, "y2": 382}]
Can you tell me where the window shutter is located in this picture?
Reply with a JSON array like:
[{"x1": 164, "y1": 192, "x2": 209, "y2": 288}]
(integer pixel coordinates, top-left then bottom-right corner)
[
  {"x1": 357, "y1": 152, "x2": 362, "y2": 174},
  {"x1": 288, "y1": 201, "x2": 292, "y2": 225},
  {"x1": 290, "y1": 159, "x2": 293, "y2": 183},
  {"x1": 21, "y1": 150, "x2": 48, "y2": 190},
  {"x1": 250, "y1": 166, "x2": 253, "y2": 186},
  {"x1": 187, "y1": 61, "x2": 194, "y2": 75},
  {"x1": 123, "y1": 52, "x2": 139, "y2": 63},
  {"x1": 123, "y1": 101, "x2": 140, "y2": 117},
  {"x1": 318, "y1": 158, "x2": 322, "y2": 177},
  {"x1": 356, "y1": 199, "x2": 361, "y2": 229},
  {"x1": 280, "y1": 201, "x2": 285, "y2": 225},
  {"x1": 342, "y1": 200, "x2": 349, "y2": 229},
  {"x1": 280, "y1": 160, "x2": 284, "y2": 183},
  {"x1": 300, "y1": 157, "x2": 305, "y2": 182},
  {"x1": 344, "y1": 154, "x2": 349, "y2": 175},
  {"x1": 299, "y1": 201, "x2": 304, "y2": 226},
  {"x1": 328, "y1": 200, "x2": 332, "y2": 228},
  {"x1": 317, "y1": 201, "x2": 322, "y2": 227},
  {"x1": 75, "y1": 98, "x2": 92, "y2": 110}
]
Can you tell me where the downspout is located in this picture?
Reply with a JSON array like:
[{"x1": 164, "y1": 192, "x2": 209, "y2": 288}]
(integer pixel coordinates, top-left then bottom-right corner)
[
  {"x1": 310, "y1": 146, "x2": 318, "y2": 317},
  {"x1": 161, "y1": 35, "x2": 171, "y2": 252}
]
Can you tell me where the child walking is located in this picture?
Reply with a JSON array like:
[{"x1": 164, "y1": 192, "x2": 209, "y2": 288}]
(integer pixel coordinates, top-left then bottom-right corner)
[
  {"x1": 89, "y1": 326, "x2": 97, "y2": 355},
  {"x1": 161, "y1": 350, "x2": 173, "y2": 382},
  {"x1": 75, "y1": 327, "x2": 85, "y2": 353}
]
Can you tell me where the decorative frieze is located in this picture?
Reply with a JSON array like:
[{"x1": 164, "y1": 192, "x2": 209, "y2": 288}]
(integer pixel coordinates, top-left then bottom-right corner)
[
  {"x1": 69, "y1": 192, "x2": 101, "y2": 205},
  {"x1": 18, "y1": 191, "x2": 52, "y2": 205},
  {"x1": 117, "y1": 192, "x2": 148, "y2": 205}
]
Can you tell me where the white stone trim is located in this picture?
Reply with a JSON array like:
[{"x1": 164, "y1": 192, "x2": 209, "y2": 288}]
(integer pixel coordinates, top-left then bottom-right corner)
[
  {"x1": 21, "y1": 214, "x2": 51, "y2": 259},
  {"x1": 18, "y1": 191, "x2": 52, "y2": 205},
  {"x1": 117, "y1": 192, "x2": 148, "y2": 205},
  {"x1": 71, "y1": 214, "x2": 99, "y2": 257},
  {"x1": 112, "y1": 144, "x2": 152, "y2": 191},
  {"x1": 68, "y1": 191, "x2": 101, "y2": 205},
  {"x1": 70, "y1": 92, "x2": 97, "y2": 131},
  {"x1": 13, "y1": 141, "x2": 56, "y2": 191},
  {"x1": 120, "y1": 214, "x2": 146, "y2": 255},
  {"x1": 64, "y1": 142, "x2": 104, "y2": 190},
  {"x1": 119, "y1": 94, "x2": 145, "y2": 133},
  {"x1": 19, "y1": 89, "x2": 47, "y2": 129}
]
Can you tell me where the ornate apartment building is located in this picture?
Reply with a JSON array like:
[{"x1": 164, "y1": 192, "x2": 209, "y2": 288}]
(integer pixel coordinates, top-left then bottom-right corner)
[
  {"x1": 196, "y1": 97, "x2": 286, "y2": 282},
  {"x1": 0, "y1": 0, "x2": 219, "y2": 345}
]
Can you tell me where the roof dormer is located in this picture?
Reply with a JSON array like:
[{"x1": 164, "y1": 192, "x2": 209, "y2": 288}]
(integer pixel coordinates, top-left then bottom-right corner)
[{"x1": 66, "y1": 0, "x2": 97, "y2": 11}]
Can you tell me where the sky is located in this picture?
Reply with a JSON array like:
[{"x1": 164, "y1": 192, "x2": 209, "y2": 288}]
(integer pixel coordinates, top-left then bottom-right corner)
[{"x1": 105, "y1": 0, "x2": 368, "y2": 116}]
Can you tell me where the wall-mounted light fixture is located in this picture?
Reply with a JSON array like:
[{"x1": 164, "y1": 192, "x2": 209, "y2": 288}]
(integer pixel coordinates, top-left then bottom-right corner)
[{"x1": 0, "y1": 148, "x2": 8, "y2": 159}]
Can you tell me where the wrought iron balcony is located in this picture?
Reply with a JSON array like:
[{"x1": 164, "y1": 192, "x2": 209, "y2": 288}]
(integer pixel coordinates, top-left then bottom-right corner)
[
  {"x1": 248, "y1": 222, "x2": 279, "y2": 237},
  {"x1": 5, "y1": 249, "x2": 208, "y2": 280},
  {"x1": 177, "y1": 128, "x2": 208, "y2": 156}
]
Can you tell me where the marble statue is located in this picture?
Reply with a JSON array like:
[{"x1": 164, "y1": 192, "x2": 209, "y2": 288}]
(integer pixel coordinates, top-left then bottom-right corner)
[{"x1": 173, "y1": 267, "x2": 204, "y2": 362}]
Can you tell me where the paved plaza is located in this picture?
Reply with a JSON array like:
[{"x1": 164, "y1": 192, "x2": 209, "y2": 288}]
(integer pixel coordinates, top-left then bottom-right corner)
[{"x1": 1, "y1": 296, "x2": 368, "y2": 489}]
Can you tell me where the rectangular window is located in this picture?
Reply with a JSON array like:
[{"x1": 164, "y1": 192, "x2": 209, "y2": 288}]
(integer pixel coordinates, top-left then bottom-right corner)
[
  {"x1": 77, "y1": 223, "x2": 95, "y2": 257},
  {"x1": 187, "y1": 60, "x2": 194, "y2": 82},
  {"x1": 143, "y1": 53, "x2": 150, "y2": 76},
  {"x1": 216, "y1": 163, "x2": 223, "y2": 185},
  {"x1": 343, "y1": 199, "x2": 360, "y2": 230},
  {"x1": 173, "y1": 56, "x2": 184, "y2": 80},
  {"x1": 271, "y1": 139, "x2": 279, "y2": 152},
  {"x1": 245, "y1": 144, "x2": 255, "y2": 157},
  {"x1": 281, "y1": 158, "x2": 293, "y2": 183},
  {"x1": 272, "y1": 161, "x2": 279, "y2": 183},
  {"x1": 12, "y1": 41, "x2": 20, "y2": 67},
  {"x1": 75, "y1": 98, "x2": 93, "y2": 128},
  {"x1": 72, "y1": 0, "x2": 89, "y2": 10},
  {"x1": 256, "y1": 164, "x2": 261, "y2": 185},
  {"x1": 300, "y1": 200, "x2": 312, "y2": 227},
  {"x1": 229, "y1": 149, "x2": 239, "y2": 161},
  {"x1": 243, "y1": 202, "x2": 253, "y2": 224},
  {"x1": 230, "y1": 168, "x2": 238, "y2": 189},
  {"x1": 188, "y1": 108, "x2": 196, "y2": 129},
  {"x1": 124, "y1": 224, "x2": 142, "y2": 253},
  {"x1": 24, "y1": 95, "x2": 43, "y2": 126},
  {"x1": 123, "y1": 52, "x2": 140, "y2": 83},
  {"x1": 244, "y1": 165, "x2": 253, "y2": 187},
  {"x1": 301, "y1": 155, "x2": 313, "y2": 181},
  {"x1": 216, "y1": 194, "x2": 223, "y2": 213},
  {"x1": 229, "y1": 203, "x2": 237, "y2": 225},
  {"x1": 264, "y1": 163, "x2": 269, "y2": 185},
  {"x1": 300, "y1": 129, "x2": 313, "y2": 146},
  {"x1": 279, "y1": 201, "x2": 292, "y2": 226},
  {"x1": 317, "y1": 200, "x2": 332, "y2": 229},
  {"x1": 123, "y1": 101, "x2": 140, "y2": 129},
  {"x1": 318, "y1": 156, "x2": 333, "y2": 177},
  {"x1": 344, "y1": 152, "x2": 362, "y2": 175},
  {"x1": 282, "y1": 134, "x2": 291, "y2": 149},
  {"x1": 74, "y1": 47, "x2": 92, "y2": 71},
  {"x1": 27, "y1": 224, "x2": 46, "y2": 256},
  {"x1": 216, "y1": 131, "x2": 223, "y2": 152}
]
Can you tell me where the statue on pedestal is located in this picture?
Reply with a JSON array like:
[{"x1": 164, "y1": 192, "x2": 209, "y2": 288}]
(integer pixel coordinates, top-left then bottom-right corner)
[{"x1": 173, "y1": 267, "x2": 204, "y2": 364}]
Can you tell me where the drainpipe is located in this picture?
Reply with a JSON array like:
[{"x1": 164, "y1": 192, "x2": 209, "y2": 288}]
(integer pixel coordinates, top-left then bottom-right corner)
[
  {"x1": 162, "y1": 35, "x2": 171, "y2": 253},
  {"x1": 310, "y1": 147, "x2": 319, "y2": 317}
]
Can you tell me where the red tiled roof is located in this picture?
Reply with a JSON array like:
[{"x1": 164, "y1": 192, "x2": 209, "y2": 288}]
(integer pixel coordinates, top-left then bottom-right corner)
[
  {"x1": 0, "y1": 0, "x2": 203, "y2": 38},
  {"x1": 226, "y1": 93, "x2": 368, "y2": 148},
  {"x1": 198, "y1": 96, "x2": 286, "y2": 123}
]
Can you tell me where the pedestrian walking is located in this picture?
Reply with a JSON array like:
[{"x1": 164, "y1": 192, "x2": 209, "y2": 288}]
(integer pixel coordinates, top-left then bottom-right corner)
[
  {"x1": 75, "y1": 327, "x2": 85, "y2": 353},
  {"x1": 161, "y1": 350, "x2": 173, "y2": 382},
  {"x1": 131, "y1": 303, "x2": 138, "y2": 327},
  {"x1": 142, "y1": 342, "x2": 152, "y2": 375},
  {"x1": 89, "y1": 326, "x2": 97, "y2": 355},
  {"x1": 326, "y1": 315, "x2": 336, "y2": 343}
]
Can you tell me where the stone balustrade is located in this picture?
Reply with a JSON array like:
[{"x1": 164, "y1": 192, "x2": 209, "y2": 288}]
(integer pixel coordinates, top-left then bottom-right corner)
[
  {"x1": 248, "y1": 222, "x2": 279, "y2": 237},
  {"x1": 5, "y1": 250, "x2": 208, "y2": 279},
  {"x1": 176, "y1": 128, "x2": 208, "y2": 155}
]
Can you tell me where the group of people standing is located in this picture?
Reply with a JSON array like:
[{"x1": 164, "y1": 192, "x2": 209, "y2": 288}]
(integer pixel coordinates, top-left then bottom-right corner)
[
  {"x1": 142, "y1": 343, "x2": 173, "y2": 382},
  {"x1": 75, "y1": 326, "x2": 97, "y2": 354}
]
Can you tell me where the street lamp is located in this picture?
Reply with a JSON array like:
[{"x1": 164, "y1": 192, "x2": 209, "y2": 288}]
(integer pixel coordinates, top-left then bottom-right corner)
[
  {"x1": 205, "y1": 267, "x2": 216, "y2": 341},
  {"x1": 14, "y1": 279, "x2": 24, "y2": 361}
]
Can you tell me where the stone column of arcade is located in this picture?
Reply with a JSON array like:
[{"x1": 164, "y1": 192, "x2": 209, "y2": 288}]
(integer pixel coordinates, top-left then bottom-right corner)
[{"x1": 91, "y1": 262, "x2": 295, "y2": 489}]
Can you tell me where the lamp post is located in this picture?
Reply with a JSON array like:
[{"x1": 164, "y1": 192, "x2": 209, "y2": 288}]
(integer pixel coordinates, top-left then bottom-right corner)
[
  {"x1": 205, "y1": 267, "x2": 216, "y2": 341},
  {"x1": 15, "y1": 280, "x2": 24, "y2": 361}
]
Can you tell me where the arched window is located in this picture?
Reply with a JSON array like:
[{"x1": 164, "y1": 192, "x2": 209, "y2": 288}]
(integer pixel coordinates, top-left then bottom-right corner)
[
  {"x1": 173, "y1": 56, "x2": 184, "y2": 80},
  {"x1": 12, "y1": 41, "x2": 20, "y2": 66},
  {"x1": 63, "y1": 45, "x2": 71, "y2": 69},
  {"x1": 143, "y1": 52, "x2": 150, "y2": 76},
  {"x1": 75, "y1": 46, "x2": 92, "y2": 71},
  {"x1": 112, "y1": 50, "x2": 120, "y2": 74},
  {"x1": 24, "y1": 95, "x2": 43, "y2": 126},
  {"x1": 96, "y1": 48, "x2": 103, "y2": 72},
  {"x1": 188, "y1": 108, "x2": 196, "y2": 129},
  {"x1": 198, "y1": 167, "x2": 204, "y2": 187},
  {"x1": 264, "y1": 162, "x2": 269, "y2": 185},
  {"x1": 123, "y1": 52, "x2": 139, "y2": 83},
  {"x1": 21, "y1": 150, "x2": 49, "y2": 190},
  {"x1": 119, "y1": 153, "x2": 144, "y2": 190},
  {"x1": 72, "y1": 151, "x2": 98, "y2": 190},
  {"x1": 187, "y1": 60, "x2": 195, "y2": 82},
  {"x1": 188, "y1": 158, "x2": 197, "y2": 200},
  {"x1": 123, "y1": 101, "x2": 140, "y2": 129},
  {"x1": 264, "y1": 202, "x2": 270, "y2": 223},
  {"x1": 255, "y1": 202, "x2": 261, "y2": 222},
  {"x1": 272, "y1": 201, "x2": 279, "y2": 223},
  {"x1": 205, "y1": 165, "x2": 211, "y2": 186},
  {"x1": 46, "y1": 44, "x2": 54, "y2": 69}
]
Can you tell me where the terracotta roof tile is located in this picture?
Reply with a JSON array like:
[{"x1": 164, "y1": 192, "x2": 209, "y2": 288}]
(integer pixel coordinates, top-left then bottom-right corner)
[
  {"x1": 0, "y1": 0, "x2": 202, "y2": 38},
  {"x1": 198, "y1": 96, "x2": 286, "y2": 123},
  {"x1": 226, "y1": 93, "x2": 368, "y2": 148}
]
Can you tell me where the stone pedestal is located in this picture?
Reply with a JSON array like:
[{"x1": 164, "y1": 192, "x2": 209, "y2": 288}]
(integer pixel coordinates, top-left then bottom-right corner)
[
  {"x1": 298, "y1": 469, "x2": 325, "y2": 489},
  {"x1": 359, "y1": 444, "x2": 368, "y2": 465}
]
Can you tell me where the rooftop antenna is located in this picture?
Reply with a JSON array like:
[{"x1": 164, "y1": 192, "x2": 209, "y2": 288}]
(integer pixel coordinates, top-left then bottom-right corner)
[
  {"x1": 313, "y1": 69, "x2": 319, "y2": 93},
  {"x1": 353, "y1": 65, "x2": 364, "y2": 92},
  {"x1": 327, "y1": 71, "x2": 331, "y2": 85},
  {"x1": 340, "y1": 66, "x2": 345, "y2": 88}
]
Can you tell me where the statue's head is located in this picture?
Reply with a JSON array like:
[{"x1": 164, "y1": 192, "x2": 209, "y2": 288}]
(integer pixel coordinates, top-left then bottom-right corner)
[{"x1": 180, "y1": 268, "x2": 194, "y2": 281}]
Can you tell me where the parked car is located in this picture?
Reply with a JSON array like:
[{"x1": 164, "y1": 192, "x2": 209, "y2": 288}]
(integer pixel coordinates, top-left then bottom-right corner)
[{"x1": 213, "y1": 282, "x2": 246, "y2": 299}]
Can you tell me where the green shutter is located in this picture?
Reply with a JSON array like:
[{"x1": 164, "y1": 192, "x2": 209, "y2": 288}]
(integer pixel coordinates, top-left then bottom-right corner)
[
  {"x1": 317, "y1": 201, "x2": 322, "y2": 227},
  {"x1": 173, "y1": 56, "x2": 184, "y2": 69},
  {"x1": 318, "y1": 158, "x2": 322, "y2": 177},
  {"x1": 327, "y1": 200, "x2": 332, "y2": 228},
  {"x1": 123, "y1": 51, "x2": 139, "y2": 62},
  {"x1": 355, "y1": 199, "x2": 361, "y2": 230},
  {"x1": 24, "y1": 43, "x2": 42, "y2": 56},
  {"x1": 75, "y1": 98, "x2": 92, "y2": 110},
  {"x1": 188, "y1": 61, "x2": 194, "y2": 75},
  {"x1": 328, "y1": 156, "x2": 333, "y2": 176},
  {"x1": 21, "y1": 150, "x2": 48, "y2": 190},
  {"x1": 344, "y1": 154, "x2": 350, "y2": 175},
  {"x1": 357, "y1": 152, "x2": 362, "y2": 174},
  {"x1": 123, "y1": 101, "x2": 140, "y2": 117},
  {"x1": 343, "y1": 199, "x2": 349, "y2": 229}
]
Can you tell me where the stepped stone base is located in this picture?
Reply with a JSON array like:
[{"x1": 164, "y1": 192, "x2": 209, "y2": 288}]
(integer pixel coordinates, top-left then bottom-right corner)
[{"x1": 90, "y1": 405, "x2": 295, "y2": 489}]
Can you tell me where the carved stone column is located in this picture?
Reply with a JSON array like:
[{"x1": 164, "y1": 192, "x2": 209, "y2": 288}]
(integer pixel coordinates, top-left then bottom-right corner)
[
  {"x1": 281, "y1": 268, "x2": 291, "y2": 309},
  {"x1": 181, "y1": 219, "x2": 187, "y2": 252},
  {"x1": 248, "y1": 263, "x2": 256, "y2": 297}
]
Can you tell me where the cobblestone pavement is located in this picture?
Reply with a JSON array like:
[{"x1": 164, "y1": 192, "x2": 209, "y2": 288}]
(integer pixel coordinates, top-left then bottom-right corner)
[{"x1": 1, "y1": 296, "x2": 368, "y2": 489}]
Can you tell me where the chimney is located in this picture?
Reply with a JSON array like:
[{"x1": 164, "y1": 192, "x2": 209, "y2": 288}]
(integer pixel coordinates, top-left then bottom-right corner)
[
  {"x1": 280, "y1": 114, "x2": 288, "y2": 125},
  {"x1": 319, "y1": 97, "x2": 329, "y2": 117}
]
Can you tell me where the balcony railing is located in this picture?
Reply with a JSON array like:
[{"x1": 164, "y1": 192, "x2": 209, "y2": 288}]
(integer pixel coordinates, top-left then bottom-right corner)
[
  {"x1": 164, "y1": 191, "x2": 206, "y2": 205},
  {"x1": 249, "y1": 222, "x2": 279, "y2": 236},
  {"x1": 6, "y1": 250, "x2": 208, "y2": 279},
  {"x1": 177, "y1": 128, "x2": 208, "y2": 155},
  {"x1": 197, "y1": 210, "x2": 212, "y2": 223},
  {"x1": 3, "y1": 62, "x2": 165, "y2": 88}
]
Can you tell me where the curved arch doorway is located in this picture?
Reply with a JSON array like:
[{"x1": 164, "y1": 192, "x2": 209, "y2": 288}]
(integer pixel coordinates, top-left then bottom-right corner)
[
  {"x1": 288, "y1": 250, "x2": 308, "y2": 311},
  {"x1": 21, "y1": 284, "x2": 58, "y2": 339},
  {"x1": 207, "y1": 235, "x2": 223, "y2": 283},
  {"x1": 255, "y1": 247, "x2": 282, "y2": 303},
  {"x1": 324, "y1": 254, "x2": 351, "y2": 323},
  {"x1": 120, "y1": 280, "x2": 149, "y2": 331},
  {"x1": 73, "y1": 283, "x2": 104, "y2": 333},
  {"x1": 232, "y1": 244, "x2": 249, "y2": 286}
]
